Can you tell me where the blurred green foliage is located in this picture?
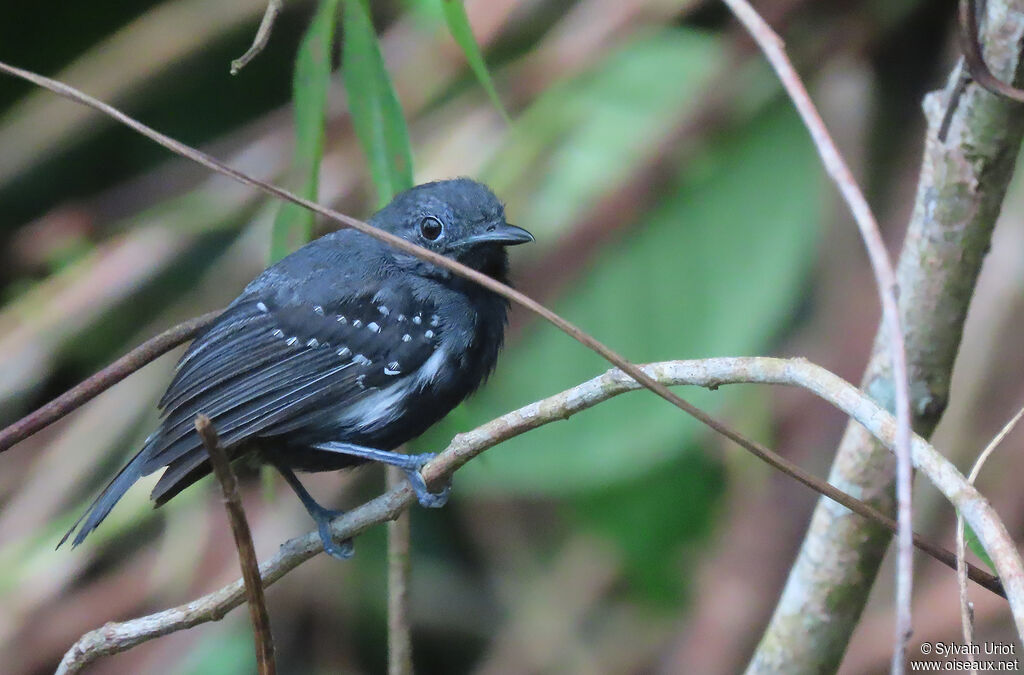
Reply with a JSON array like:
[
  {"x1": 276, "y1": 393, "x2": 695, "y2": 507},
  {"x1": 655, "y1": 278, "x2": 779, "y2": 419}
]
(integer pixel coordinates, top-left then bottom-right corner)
[
  {"x1": 270, "y1": 0, "x2": 340, "y2": 262},
  {"x1": 343, "y1": 0, "x2": 415, "y2": 206},
  {"x1": 445, "y1": 100, "x2": 824, "y2": 494},
  {"x1": 439, "y1": 0, "x2": 509, "y2": 121}
]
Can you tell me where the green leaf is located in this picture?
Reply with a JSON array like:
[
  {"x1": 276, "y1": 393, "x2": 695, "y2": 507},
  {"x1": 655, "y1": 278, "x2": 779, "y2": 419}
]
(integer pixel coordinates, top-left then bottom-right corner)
[
  {"x1": 342, "y1": 0, "x2": 414, "y2": 206},
  {"x1": 965, "y1": 522, "x2": 997, "y2": 573},
  {"x1": 484, "y1": 30, "x2": 723, "y2": 241},
  {"x1": 426, "y1": 99, "x2": 824, "y2": 495},
  {"x1": 440, "y1": 0, "x2": 509, "y2": 121},
  {"x1": 574, "y1": 448, "x2": 725, "y2": 606},
  {"x1": 175, "y1": 622, "x2": 255, "y2": 675},
  {"x1": 270, "y1": 0, "x2": 340, "y2": 262}
]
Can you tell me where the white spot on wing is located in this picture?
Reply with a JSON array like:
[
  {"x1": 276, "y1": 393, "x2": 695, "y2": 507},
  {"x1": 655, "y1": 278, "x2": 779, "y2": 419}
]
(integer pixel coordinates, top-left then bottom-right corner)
[
  {"x1": 424, "y1": 330, "x2": 434, "y2": 339},
  {"x1": 313, "y1": 305, "x2": 325, "y2": 315},
  {"x1": 430, "y1": 315, "x2": 440, "y2": 327},
  {"x1": 337, "y1": 315, "x2": 347, "y2": 324},
  {"x1": 352, "y1": 319, "x2": 363, "y2": 328},
  {"x1": 402, "y1": 334, "x2": 411, "y2": 342},
  {"x1": 412, "y1": 315, "x2": 422, "y2": 325},
  {"x1": 367, "y1": 321, "x2": 381, "y2": 333},
  {"x1": 286, "y1": 337, "x2": 298, "y2": 346},
  {"x1": 257, "y1": 301, "x2": 269, "y2": 313},
  {"x1": 353, "y1": 353, "x2": 371, "y2": 366},
  {"x1": 272, "y1": 329, "x2": 284, "y2": 338},
  {"x1": 337, "y1": 346, "x2": 351, "y2": 357},
  {"x1": 306, "y1": 338, "x2": 320, "y2": 348},
  {"x1": 378, "y1": 305, "x2": 389, "y2": 316},
  {"x1": 384, "y1": 361, "x2": 401, "y2": 375}
]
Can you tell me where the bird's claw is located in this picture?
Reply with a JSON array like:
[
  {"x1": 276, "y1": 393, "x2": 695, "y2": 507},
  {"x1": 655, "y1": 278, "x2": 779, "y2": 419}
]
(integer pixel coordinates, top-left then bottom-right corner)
[
  {"x1": 320, "y1": 529, "x2": 355, "y2": 560},
  {"x1": 402, "y1": 452, "x2": 450, "y2": 508},
  {"x1": 313, "y1": 507, "x2": 353, "y2": 559}
]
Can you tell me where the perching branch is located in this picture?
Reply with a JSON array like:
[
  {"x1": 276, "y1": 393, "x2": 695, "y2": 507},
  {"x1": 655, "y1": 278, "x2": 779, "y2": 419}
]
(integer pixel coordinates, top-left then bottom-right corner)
[
  {"x1": 750, "y1": 0, "x2": 1024, "y2": 671},
  {"x1": 719, "y1": 1, "x2": 916, "y2": 667},
  {"x1": 7, "y1": 310, "x2": 1002, "y2": 599},
  {"x1": 195, "y1": 415, "x2": 276, "y2": 675},
  {"x1": 0, "y1": 310, "x2": 220, "y2": 453},
  {"x1": 57, "y1": 357, "x2": 1024, "y2": 672}
]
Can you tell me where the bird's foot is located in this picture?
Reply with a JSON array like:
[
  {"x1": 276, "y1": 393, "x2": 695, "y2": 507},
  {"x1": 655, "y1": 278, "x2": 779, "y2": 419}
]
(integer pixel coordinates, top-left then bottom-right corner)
[
  {"x1": 401, "y1": 452, "x2": 451, "y2": 509},
  {"x1": 310, "y1": 442, "x2": 452, "y2": 509},
  {"x1": 310, "y1": 505, "x2": 354, "y2": 560}
]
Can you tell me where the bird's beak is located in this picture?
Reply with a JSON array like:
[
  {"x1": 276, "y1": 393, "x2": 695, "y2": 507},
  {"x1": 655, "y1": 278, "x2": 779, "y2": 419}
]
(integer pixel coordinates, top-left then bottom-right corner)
[{"x1": 460, "y1": 223, "x2": 535, "y2": 247}]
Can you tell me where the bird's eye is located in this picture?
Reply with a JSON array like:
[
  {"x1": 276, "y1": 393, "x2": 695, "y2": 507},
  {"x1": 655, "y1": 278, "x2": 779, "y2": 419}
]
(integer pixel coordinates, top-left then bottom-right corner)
[{"x1": 419, "y1": 216, "x2": 444, "y2": 241}]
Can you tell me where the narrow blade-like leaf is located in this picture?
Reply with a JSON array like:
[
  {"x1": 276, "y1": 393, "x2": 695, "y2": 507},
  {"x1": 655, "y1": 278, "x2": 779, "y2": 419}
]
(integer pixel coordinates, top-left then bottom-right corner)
[
  {"x1": 441, "y1": 0, "x2": 509, "y2": 121},
  {"x1": 270, "y1": 0, "x2": 340, "y2": 262},
  {"x1": 965, "y1": 522, "x2": 997, "y2": 573},
  {"x1": 342, "y1": 0, "x2": 414, "y2": 206}
]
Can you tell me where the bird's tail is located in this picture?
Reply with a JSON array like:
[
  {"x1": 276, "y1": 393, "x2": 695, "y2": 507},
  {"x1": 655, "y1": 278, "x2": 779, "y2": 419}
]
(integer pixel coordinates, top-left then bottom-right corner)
[{"x1": 58, "y1": 439, "x2": 153, "y2": 549}]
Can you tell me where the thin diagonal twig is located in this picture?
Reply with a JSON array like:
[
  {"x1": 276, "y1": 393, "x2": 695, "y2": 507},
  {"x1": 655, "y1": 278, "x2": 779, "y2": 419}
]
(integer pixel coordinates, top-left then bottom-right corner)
[
  {"x1": 195, "y1": 415, "x2": 276, "y2": 675},
  {"x1": 0, "y1": 310, "x2": 221, "y2": 453},
  {"x1": 957, "y1": 404, "x2": 1024, "y2": 673},
  {"x1": 958, "y1": 0, "x2": 1024, "y2": 102},
  {"x1": 719, "y1": 2, "x2": 916, "y2": 668}
]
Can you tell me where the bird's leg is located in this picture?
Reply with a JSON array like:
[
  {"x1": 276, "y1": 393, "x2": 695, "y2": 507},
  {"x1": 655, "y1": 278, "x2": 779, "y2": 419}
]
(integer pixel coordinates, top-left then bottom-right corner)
[
  {"x1": 273, "y1": 462, "x2": 353, "y2": 560},
  {"x1": 312, "y1": 442, "x2": 451, "y2": 508}
]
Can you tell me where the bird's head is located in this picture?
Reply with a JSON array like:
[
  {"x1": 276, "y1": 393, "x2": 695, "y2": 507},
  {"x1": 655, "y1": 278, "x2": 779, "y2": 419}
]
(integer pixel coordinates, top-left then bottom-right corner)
[{"x1": 370, "y1": 178, "x2": 533, "y2": 282}]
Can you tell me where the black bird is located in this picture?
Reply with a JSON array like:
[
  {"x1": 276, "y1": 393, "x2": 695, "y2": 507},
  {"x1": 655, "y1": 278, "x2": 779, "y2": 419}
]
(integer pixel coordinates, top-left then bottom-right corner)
[{"x1": 62, "y1": 178, "x2": 533, "y2": 558}]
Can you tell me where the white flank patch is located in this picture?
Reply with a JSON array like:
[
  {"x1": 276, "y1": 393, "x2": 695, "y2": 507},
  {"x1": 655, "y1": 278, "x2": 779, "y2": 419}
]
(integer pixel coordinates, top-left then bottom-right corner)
[{"x1": 336, "y1": 348, "x2": 448, "y2": 432}]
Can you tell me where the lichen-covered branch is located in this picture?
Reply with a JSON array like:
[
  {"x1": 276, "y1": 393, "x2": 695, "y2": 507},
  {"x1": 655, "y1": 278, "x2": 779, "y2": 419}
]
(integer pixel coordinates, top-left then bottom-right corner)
[
  {"x1": 748, "y1": 1, "x2": 1024, "y2": 671},
  {"x1": 56, "y1": 357, "x2": 1024, "y2": 673}
]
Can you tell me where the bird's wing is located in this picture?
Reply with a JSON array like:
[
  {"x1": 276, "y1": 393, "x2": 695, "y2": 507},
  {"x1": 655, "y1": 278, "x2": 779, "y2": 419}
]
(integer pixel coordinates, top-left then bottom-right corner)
[{"x1": 143, "y1": 284, "x2": 444, "y2": 491}]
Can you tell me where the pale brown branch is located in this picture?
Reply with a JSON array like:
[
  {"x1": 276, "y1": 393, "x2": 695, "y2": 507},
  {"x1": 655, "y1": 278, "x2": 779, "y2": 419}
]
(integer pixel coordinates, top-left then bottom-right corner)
[
  {"x1": 195, "y1": 415, "x2": 275, "y2": 675},
  {"x1": 231, "y1": 0, "x2": 284, "y2": 75},
  {"x1": 57, "y1": 358, "x2": 1024, "y2": 672}
]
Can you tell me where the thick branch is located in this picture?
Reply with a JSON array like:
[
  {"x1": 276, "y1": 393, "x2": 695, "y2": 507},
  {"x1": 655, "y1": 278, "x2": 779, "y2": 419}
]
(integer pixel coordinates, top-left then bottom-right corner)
[
  {"x1": 749, "y1": 1, "x2": 1024, "y2": 671},
  {"x1": 57, "y1": 358, "x2": 1024, "y2": 672}
]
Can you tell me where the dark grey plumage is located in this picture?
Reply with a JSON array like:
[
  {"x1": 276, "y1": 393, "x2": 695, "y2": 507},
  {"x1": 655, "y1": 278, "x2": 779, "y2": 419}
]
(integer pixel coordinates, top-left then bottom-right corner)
[{"x1": 62, "y1": 178, "x2": 532, "y2": 553}]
